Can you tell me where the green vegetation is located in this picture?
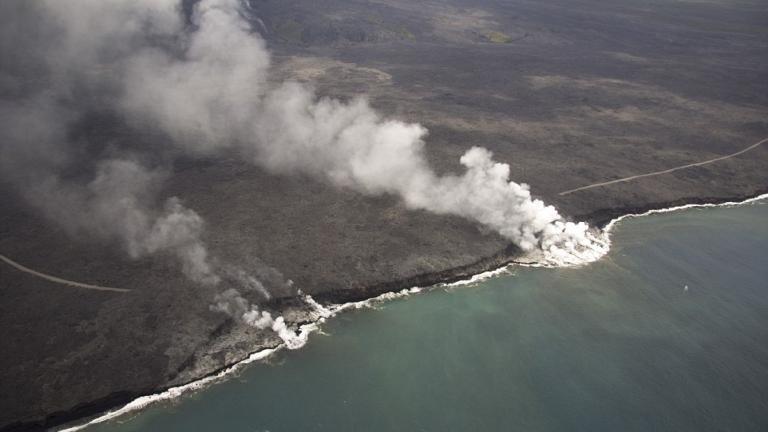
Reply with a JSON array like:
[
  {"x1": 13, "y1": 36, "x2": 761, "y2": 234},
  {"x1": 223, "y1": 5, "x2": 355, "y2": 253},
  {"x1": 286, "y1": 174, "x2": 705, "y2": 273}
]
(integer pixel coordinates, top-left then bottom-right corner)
[{"x1": 481, "y1": 30, "x2": 511, "y2": 43}]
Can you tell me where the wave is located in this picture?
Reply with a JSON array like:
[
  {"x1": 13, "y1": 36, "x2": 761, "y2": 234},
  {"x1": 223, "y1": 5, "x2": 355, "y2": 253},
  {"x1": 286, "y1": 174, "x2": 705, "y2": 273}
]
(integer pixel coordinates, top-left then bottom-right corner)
[
  {"x1": 57, "y1": 288, "x2": 425, "y2": 432},
  {"x1": 59, "y1": 348, "x2": 279, "y2": 432},
  {"x1": 58, "y1": 193, "x2": 767, "y2": 431},
  {"x1": 601, "y1": 193, "x2": 768, "y2": 235}
]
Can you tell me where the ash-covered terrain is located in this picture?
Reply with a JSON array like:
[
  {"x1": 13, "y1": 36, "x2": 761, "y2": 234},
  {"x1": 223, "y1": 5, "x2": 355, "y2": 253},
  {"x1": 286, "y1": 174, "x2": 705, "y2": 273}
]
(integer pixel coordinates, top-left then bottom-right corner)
[{"x1": 1, "y1": 0, "x2": 767, "y2": 430}]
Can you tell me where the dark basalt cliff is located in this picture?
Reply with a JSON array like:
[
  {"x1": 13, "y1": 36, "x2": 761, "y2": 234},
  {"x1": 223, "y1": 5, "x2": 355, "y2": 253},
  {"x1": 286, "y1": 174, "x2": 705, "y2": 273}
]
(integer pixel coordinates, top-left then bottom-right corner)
[{"x1": 3, "y1": 192, "x2": 766, "y2": 432}]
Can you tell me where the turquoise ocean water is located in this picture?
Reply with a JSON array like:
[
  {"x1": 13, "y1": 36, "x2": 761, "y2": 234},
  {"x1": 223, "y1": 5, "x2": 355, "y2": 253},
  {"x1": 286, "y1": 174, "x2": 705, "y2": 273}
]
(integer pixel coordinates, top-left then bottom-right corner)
[{"x1": 88, "y1": 200, "x2": 768, "y2": 432}]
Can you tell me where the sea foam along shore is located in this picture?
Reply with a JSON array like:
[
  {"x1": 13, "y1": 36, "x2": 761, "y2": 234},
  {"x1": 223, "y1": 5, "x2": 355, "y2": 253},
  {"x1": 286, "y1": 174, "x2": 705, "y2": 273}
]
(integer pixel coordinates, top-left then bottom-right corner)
[
  {"x1": 58, "y1": 268, "x2": 512, "y2": 432},
  {"x1": 600, "y1": 193, "x2": 768, "y2": 236},
  {"x1": 58, "y1": 193, "x2": 768, "y2": 432},
  {"x1": 57, "y1": 346, "x2": 278, "y2": 432},
  {"x1": 516, "y1": 193, "x2": 768, "y2": 269}
]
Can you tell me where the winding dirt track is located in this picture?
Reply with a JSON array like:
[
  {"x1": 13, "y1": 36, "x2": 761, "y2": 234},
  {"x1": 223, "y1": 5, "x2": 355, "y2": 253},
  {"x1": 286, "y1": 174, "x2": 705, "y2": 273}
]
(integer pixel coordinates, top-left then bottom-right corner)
[
  {"x1": 0, "y1": 253, "x2": 129, "y2": 293},
  {"x1": 559, "y1": 137, "x2": 768, "y2": 196}
]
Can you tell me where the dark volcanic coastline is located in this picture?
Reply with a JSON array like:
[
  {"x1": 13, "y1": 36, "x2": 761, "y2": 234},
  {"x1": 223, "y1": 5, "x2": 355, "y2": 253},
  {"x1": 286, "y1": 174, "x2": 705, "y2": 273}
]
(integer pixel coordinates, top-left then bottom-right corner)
[
  {"x1": 2, "y1": 0, "x2": 768, "y2": 430},
  {"x1": 4, "y1": 191, "x2": 768, "y2": 432}
]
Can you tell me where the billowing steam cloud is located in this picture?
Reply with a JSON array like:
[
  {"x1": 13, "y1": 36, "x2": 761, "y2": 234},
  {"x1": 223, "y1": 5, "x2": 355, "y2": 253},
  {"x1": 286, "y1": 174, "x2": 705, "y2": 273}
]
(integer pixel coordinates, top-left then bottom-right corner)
[
  {"x1": 0, "y1": 0, "x2": 219, "y2": 282},
  {"x1": 118, "y1": 0, "x2": 606, "y2": 264},
  {"x1": 210, "y1": 288, "x2": 306, "y2": 349},
  {"x1": 0, "y1": 0, "x2": 605, "y2": 298},
  {"x1": 30, "y1": 159, "x2": 218, "y2": 283}
]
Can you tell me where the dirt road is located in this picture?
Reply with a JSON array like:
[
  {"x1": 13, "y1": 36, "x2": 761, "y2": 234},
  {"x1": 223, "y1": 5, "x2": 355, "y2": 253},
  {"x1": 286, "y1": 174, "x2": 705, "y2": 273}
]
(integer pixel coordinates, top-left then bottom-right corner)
[
  {"x1": 0, "y1": 254, "x2": 129, "y2": 293},
  {"x1": 560, "y1": 137, "x2": 767, "y2": 196}
]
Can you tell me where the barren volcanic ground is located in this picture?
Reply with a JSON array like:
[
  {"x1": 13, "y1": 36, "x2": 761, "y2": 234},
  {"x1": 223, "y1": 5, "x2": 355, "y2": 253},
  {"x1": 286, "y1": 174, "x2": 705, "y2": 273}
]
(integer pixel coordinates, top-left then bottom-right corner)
[{"x1": 1, "y1": 0, "x2": 767, "y2": 430}]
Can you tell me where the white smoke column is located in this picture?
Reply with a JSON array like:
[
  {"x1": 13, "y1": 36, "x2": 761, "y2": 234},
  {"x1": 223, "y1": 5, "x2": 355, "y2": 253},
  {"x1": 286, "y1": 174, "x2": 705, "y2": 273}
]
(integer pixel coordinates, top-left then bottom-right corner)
[
  {"x1": 143, "y1": 198, "x2": 219, "y2": 284},
  {"x1": 211, "y1": 288, "x2": 306, "y2": 348},
  {"x1": 242, "y1": 308, "x2": 273, "y2": 329},
  {"x1": 28, "y1": 160, "x2": 219, "y2": 283},
  {"x1": 0, "y1": 1, "x2": 221, "y2": 282},
  {"x1": 120, "y1": 0, "x2": 606, "y2": 265},
  {"x1": 121, "y1": 0, "x2": 271, "y2": 154},
  {"x1": 269, "y1": 316, "x2": 307, "y2": 350},
  {"x1": 3, "y1": 0, "x2": 607, "y2": 269},
  {"x1": 222, "y1": 267, "x2": 273, "y2": 300},
  {"x1": 210, "y1": 289, "x2": 250, "y2": 318}
]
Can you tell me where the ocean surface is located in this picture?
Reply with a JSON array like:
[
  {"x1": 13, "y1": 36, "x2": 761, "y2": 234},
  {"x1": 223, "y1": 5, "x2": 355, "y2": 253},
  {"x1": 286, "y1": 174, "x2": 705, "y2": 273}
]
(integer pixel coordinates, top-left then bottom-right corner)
[{"x1": 87, "y1": 200, "x2": 767, "y2": 432}]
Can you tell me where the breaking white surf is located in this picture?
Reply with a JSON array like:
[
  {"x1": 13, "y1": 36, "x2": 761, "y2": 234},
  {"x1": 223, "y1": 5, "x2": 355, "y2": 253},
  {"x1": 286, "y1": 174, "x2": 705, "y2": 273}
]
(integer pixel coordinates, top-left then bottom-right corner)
[
  {"x1": 58, "y1": 194, "x2": 766, "y2": 431},
  {"x1": 58, "y1": 348, "x2": 279, "y2": 432}
]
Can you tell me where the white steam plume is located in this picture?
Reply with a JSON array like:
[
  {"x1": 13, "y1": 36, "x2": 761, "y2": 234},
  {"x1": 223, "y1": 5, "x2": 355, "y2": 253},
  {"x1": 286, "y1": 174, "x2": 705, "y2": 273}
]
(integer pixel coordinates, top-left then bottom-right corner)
[
  {"x1": 27, "y1": 159, "x2": 219, "y2": 284},
  {"x1": 121, "y1": 0, "x2": 606, "y2": 264},
  {"x1": 1, "y1": 0, "x2": 606, "y2": 295},
  {"x1": 210, "y1": 288, "x2": 305, "y2": 349},
  {"x1": 0, "y1": 0, "x2": 219, "y2": 282}
]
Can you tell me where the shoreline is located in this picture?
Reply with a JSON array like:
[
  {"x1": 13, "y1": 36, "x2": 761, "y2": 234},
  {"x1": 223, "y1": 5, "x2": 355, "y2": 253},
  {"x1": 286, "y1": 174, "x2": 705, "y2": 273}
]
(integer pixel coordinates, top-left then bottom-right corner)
[
  {"x1": 10, "y1": 192, "x2": 767, "y2": 432},
  {"x1": 578, "y1": 189, "x2": 768, "y2": 229}
]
